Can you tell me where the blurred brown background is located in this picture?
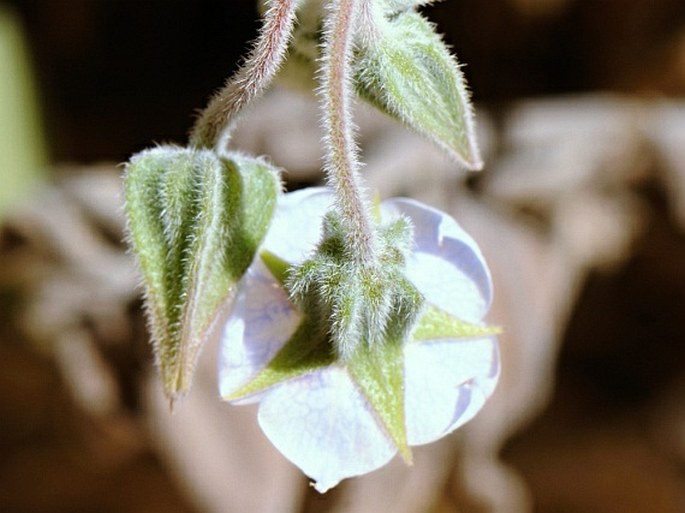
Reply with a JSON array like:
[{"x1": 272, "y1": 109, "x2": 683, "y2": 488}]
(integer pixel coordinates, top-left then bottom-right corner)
[
  {"x1": 11, "y1": 0, "x2": 685, "y2": 162},
  {"x1": 1, "y1": 1, "x2": 685, "y2": 512}
]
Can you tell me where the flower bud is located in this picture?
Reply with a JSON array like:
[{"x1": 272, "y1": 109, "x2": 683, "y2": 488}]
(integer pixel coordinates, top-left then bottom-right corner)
[{"x1": 124, "y1": 145, "x2": 280, "y2": 403}]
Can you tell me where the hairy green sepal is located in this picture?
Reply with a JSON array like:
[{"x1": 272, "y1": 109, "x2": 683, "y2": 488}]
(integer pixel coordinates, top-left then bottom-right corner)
[
  {"x1": 355, "y1": 8, "x2": 482, "y2": 169},
  {"x1": 287, "y1": 212, "x2": 424, "y2": 360},
  {"x1": 124, "y1": 145, "x2": 280, "y2": 403},
  {"x1": 412, "y1": 304, "x2": 501, "y2": 341},
  {"x1": 226, "y1": 245, "x2": 499, "y2": 459},
  {"x1": 348, "y1": 340, "x2": 411, "y2": 461}
]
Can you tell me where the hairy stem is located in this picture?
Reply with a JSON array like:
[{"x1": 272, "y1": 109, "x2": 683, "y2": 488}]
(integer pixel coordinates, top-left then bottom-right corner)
[
  {"x1": 191, "y1": 0, "x2": 298, "y2": 150},
  {"x1": 321, "y1": 0, "x2": 376, "y2": 264}
]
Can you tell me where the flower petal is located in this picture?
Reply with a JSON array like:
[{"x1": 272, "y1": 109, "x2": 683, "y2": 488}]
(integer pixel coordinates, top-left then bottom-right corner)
[
  {"x1": 260, "y1": 187, "x2": 333, "y2": 264},
  {"x1": 219, "y1": 188, "x2": 334, "y2": 402},
  {"x1": 219, "y1": 187, "x2": 501, "y2": 492},
  {"x1": 218, "y1": 260, "x2": 301, "y2": 403},
  {"x1": 257, "y1": 366, "x2": 398, "y2": 493},
  {"x1": 404, "y1": 336, "x2": 499, "y2": 445},
  {"x1": 382, "y1": 198, "x2": 492, "y2": 321}
]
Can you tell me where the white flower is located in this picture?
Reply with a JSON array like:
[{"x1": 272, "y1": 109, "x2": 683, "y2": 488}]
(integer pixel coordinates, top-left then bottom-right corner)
[{"x1": 218, "y1": 187, "x2": 500, "y2": 493}]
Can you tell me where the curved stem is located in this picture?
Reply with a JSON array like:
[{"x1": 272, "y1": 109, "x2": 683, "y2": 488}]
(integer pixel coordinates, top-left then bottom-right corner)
[
  {"x1": 321, "y1": 0, "x2": 376, "y2": 265},
  {"x1": 190, "y1": 0, "x2": 298, "y2": 150}
]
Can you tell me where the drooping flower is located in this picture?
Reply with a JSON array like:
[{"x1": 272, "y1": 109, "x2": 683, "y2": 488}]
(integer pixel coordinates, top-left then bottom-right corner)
[{"x1": 218, "y1": 187, "x2": 500, "y2": 492}]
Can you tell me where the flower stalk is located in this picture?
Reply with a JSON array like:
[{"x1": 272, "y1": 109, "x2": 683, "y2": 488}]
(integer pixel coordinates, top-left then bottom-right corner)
[
  {"x1": 320, "y1": 0, "x2": 377, "y2": 266},
  {"x1": 190, "y1": 0, "x2": 299, "y2": 150}
]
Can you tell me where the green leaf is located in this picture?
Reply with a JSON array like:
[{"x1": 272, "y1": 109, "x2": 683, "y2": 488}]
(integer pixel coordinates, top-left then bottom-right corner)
[
  {"x1": 412, "y1": 304, "x2": 501, "y2": 341},
  {"x1": 0, "y1": 6, "x2": 47, "y2": 217},
  {"x1": 355, "y1": 9, "x2": 482, "y2": 169},
  {"x1": 124, "y1": 145, "x2": 280, "y2": 403}
]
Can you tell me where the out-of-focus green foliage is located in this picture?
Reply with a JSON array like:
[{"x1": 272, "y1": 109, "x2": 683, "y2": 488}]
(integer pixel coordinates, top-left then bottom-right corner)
[{"x1": 0, "y1": 6, "x2": 46, "y2": 217}]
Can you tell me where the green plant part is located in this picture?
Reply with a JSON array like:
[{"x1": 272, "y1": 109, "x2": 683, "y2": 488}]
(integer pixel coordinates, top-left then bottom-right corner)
[
  {"x1": 124, "y1": 146, "x2": 280, "y2": 404},
  {"x1": 275, "y1": 0, "x2": 481, "y2": 168},
  {"x1": 355, "y1": 7, "x2": 482, "y2": 168}
]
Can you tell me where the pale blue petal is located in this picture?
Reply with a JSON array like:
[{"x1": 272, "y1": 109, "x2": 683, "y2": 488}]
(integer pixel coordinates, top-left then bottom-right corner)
[
  {"x1": 404, "y1": 336, "x2": 499, "y2": 445},
  {"x1": 218, "y1": 259, "x2": 301, "y2": 403},
  {"x1": 257, "y1": 366, "x2": 397, "y2": 493},
  {"x1": 382, "y1": 198, "x2": 492, "y2": 322},
  {"x1": 261, "y1": 187, "x2": 334, "y2": 264},
  {"x1": 219, "y1": 189, "x2": 334, "y2": 402}
]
